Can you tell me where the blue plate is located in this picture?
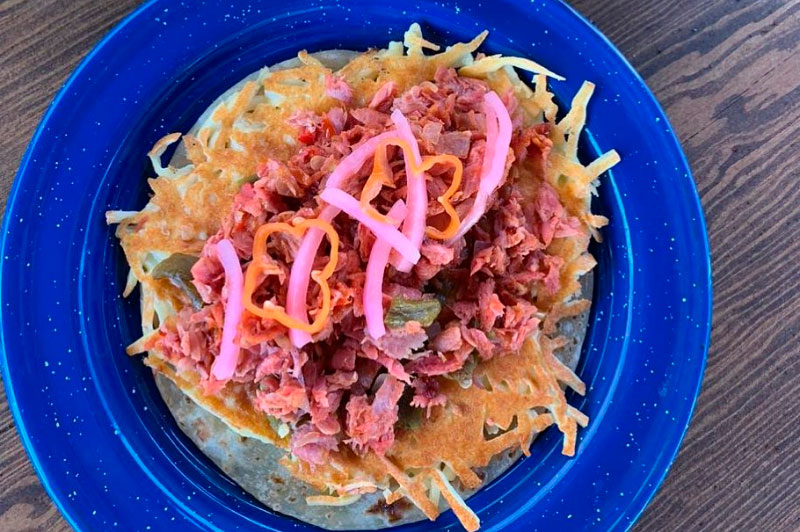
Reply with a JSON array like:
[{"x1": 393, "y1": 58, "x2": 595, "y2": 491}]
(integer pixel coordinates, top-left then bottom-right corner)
[{"x1": 0, "y1": 1, "x2": 711, "y2": 530}]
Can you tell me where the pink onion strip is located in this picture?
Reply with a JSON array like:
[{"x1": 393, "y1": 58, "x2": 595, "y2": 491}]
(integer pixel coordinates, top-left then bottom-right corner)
[
  {"x1": 364, "y1": 200, "x2": 408, "y2": 339},
  {"x1": 319, "y1": 188, "x2": 420, "y2": 264},
  {"x1": 211, "y1": 239, "x2": 244, "y2": 381},
  {"x1": 448, "y1": 91, "x2": 513, "y2": 243},
  {"x1": 286, "y1": 205, "x2": 338, "y2": 347},
  {"x1": 389, "y1": 110, "x2": 427, "y2": 272},
  {"x1": 325, "y1": 131, "x2": 403, "y2": 190}
]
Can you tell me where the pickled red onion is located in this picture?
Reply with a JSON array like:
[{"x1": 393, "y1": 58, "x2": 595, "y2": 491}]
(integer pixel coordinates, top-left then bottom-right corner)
[
  {"x1": 286, "y1": 205, "x2": 338, "y2": 348},
  {"x1": 364, "y1": 200, "x2": 408, "y2": 339},
  {"x1": 319, "y1": 187, "x2": 421, "y2": 264},
  {"x1": 448, "y1": 91, "x2": 512, "y2": 243},
  {"x1": 211, "y1": 238, "x2": 243, "y2": 381},
  {"x1": 325, "y1": 131, "x2": 402, "y2": 190},
  {"x1": 389, "y1": 110, "x2": 427, "y2": 272},
  {"x1": 478, "y1": 92, "x2": 508, "y2": 194}
]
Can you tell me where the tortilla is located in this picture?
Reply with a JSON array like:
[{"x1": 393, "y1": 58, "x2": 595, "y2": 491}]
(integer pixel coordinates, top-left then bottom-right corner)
[{"x1": 108, "y1": 26, "x2": 617, "y2": 531}]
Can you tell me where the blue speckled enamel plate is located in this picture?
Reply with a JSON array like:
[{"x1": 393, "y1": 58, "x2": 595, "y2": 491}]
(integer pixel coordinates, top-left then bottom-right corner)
[{"x1": 0, "y1": 1, "x2": 711, "y2": 530}]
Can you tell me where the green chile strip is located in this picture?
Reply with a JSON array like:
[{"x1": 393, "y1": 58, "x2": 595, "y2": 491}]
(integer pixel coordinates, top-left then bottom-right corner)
[
  {"x1": 151, "y1": 253, "x2": 204, "y2": 309},
  {"x1": 384, "y1": 297, "x2": 442, "y2": 328}
]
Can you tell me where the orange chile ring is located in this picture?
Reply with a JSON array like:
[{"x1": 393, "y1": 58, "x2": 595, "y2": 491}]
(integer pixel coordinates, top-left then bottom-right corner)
[
  {"x1": 359, "y1": 138, "x2": 463, "y2": 241},
  {"x1": 242, "y1": 219, "x2": 339, "y2": 334}
]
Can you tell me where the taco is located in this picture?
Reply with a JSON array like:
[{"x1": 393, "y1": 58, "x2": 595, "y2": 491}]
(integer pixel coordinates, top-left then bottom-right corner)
[{"x1": 106, "y1": 24, "x2": 619, "y2": 531}]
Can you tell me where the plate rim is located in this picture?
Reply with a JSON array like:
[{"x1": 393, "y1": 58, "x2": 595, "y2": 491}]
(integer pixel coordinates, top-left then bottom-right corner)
[{"x1": 555, "y1": 1, "x2": 713, "y2": 527}]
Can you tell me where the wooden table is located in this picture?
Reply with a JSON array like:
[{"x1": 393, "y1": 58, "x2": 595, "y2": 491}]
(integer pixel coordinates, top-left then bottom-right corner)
[{"x1": 1, "y1": 1, "x2": 798, "y2": 530}]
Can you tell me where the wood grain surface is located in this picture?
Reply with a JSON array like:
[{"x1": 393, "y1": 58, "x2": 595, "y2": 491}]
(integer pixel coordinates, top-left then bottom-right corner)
[{"x1": 1, "y1": 0, "x2": 798, "y2": 530}]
